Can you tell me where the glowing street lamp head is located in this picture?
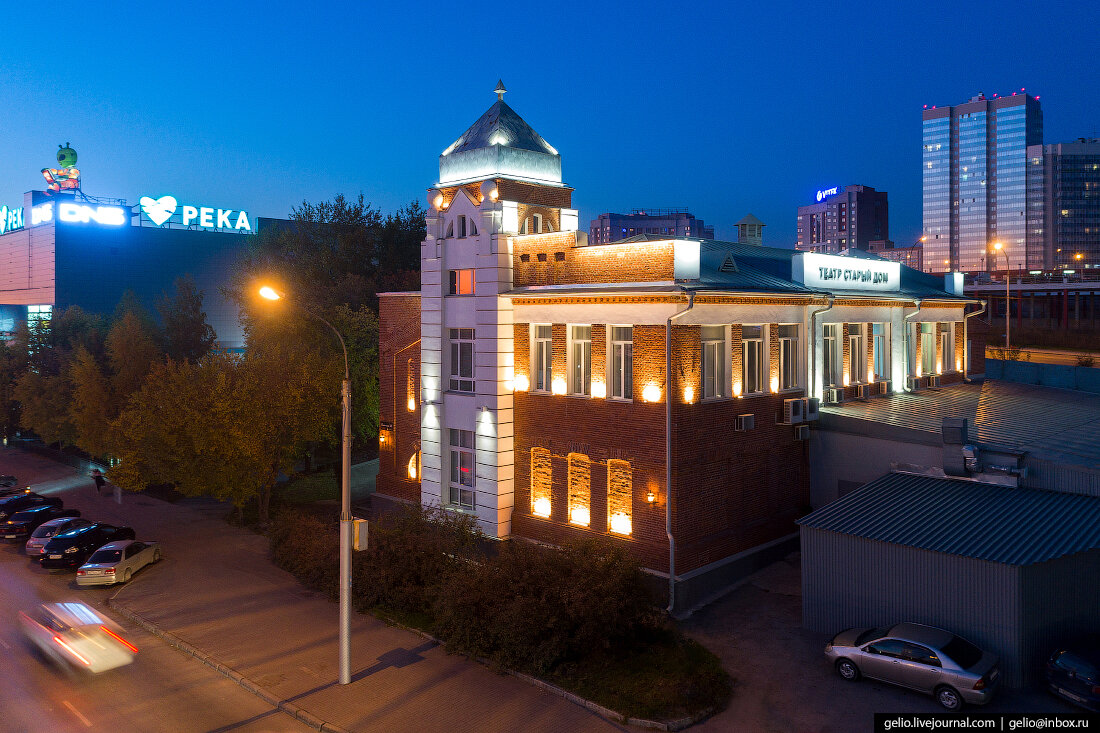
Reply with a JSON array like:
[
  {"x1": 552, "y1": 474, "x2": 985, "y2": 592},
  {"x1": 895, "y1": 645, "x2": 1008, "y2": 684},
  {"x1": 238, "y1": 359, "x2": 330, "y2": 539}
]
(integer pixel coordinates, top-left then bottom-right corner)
[
  {"x1": 258, "y1": 286, "x2": 282, "y2": 301},
  {"x1": 992, "y1": 242, "x2": 1003, "y2": 252}
]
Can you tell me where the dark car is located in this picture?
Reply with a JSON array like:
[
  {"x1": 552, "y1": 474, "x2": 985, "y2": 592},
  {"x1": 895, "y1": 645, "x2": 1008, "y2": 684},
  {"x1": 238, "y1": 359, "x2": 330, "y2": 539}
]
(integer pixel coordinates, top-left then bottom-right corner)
[
  {"x1": 0, "y1": 492, "x2": 61, "y2": 521},
  {"x1": 0, "y1": 485, "x2": 32, "y2": 499},
  {"x1": 1046, "y1": 645, "x2": 1100, "y2": 712},
  {"x1": 40, "y1": 523, "x2": 136, "y2": 570},
  {"x1": 25, "y1": 517, "x2": 94, "y2": 557},
  {"x1": 3, "y1": 506, "x2": 81, "y2": 542},
  {"x1": 0, "y1": 475, "x2": 17, "y2": 487}
]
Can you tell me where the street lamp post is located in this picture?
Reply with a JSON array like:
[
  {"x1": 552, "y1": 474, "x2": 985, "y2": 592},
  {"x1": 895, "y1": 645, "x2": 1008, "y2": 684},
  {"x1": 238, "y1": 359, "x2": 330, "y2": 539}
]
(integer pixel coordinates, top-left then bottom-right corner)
[
  {"x1": 992, "y1": 243, "x2": 1010, "y2": 350},
  {"x1": 259, "y1": 286, "x2": 353, "y2": 685}
]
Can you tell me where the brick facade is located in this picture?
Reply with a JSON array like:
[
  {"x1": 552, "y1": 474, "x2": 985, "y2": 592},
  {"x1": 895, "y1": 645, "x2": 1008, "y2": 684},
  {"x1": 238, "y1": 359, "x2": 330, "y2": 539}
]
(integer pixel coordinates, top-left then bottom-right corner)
[
  {"x1": 513, "y1": 236, "x2": 675, "y2": 288},
  {"x1": 377, "y1": 293, "x2": 423, "y2": 504}
]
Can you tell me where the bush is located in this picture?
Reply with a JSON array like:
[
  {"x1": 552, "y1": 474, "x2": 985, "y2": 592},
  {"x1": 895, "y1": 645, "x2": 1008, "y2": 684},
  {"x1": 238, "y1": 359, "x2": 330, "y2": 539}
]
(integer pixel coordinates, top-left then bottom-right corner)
[
  {"x1": 1077, "y1": 354, "x2": 1096, "y2": 368},
  {"x1": 269, "y1": 510, "x2": 339, "y2": 599}
]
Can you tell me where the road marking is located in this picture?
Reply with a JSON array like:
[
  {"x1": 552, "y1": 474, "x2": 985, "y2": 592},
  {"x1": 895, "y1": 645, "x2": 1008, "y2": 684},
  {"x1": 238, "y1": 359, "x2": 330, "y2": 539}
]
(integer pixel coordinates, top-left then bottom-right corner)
[{"x1": 62, "y1": 700, "x2": 93, "y2": 728}]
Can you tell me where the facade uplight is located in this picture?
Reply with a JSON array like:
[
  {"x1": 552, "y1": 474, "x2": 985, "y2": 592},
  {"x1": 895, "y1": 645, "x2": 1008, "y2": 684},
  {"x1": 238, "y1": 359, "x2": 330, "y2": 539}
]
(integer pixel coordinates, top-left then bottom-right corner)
[
  {"x1": 641, "y1": 384, "x2": 661, "y2": 403},
  {"x1": 513, "y1": 374, "x2": 530, "y2": 392},
  {"x1": 591, "y1": 381, "x2": 607, "y2": 399},
  {"x1": 407, "y1": 397, "x2": 416, "y2": 412},
  {"x1": 609, "y1": 513, "x2": 632, "y2": 536},
  {"x1": 533, "y1": 497, "x2": 551, "y2": 518},
  {"x1": 551, "y1": 377, "x2": 567, "y2": 395},
  {"x1": 683, "y1": 386, "x2": 694, "y2": 403}
]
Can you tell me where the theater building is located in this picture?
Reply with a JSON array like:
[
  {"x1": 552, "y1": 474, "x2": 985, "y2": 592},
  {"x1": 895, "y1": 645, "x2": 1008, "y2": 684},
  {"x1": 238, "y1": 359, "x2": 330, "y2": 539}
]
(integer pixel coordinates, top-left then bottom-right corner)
[{"x1": 377, "y1": 88, "x2": 983, "y2": 612}]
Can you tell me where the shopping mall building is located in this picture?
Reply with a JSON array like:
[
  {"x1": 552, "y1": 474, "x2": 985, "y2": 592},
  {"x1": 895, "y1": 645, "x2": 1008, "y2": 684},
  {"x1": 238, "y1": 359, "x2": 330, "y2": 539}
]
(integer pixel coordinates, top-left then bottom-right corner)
[
  {"x1": 376, "y1": 88, "x2": 987, "y2": 612},
  {"x1": 0, "y1": 189, "x2": 278, "y2": 348}
]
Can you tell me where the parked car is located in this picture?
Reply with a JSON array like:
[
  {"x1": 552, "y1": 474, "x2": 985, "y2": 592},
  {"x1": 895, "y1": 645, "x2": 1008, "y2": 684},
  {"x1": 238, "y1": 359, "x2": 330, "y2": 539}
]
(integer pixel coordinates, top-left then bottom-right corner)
[
  {"x1": 0, "y1": 475, "x2": 19, "y2": 487},
  {"x1": 825, "y1": 622, "x2": 1000, "y2": 710},
  {"x1": 25, "y1": 517, "x2": 94, "y2": 557},
  {"x1": 3, "y1": 506, "x2": 81, "y2": 542},
  {"x1": 0, "y1": 486, "x2": 31, "y2": 499},
  {"x1": 20, "y1": 601, "x2": 137, "y2": 673},
  {"x1": 40, "y1": 523, "x2": 136, "y2": 570},
  {"x1": 0, "y1": 492, "x2": 61, "y2": 521},
  {"x1": 76, "y1": 540, "x2": 162, "y2": 586},
  {"x1": 1045, "y1": 644, "x2": 1100, "y2": 712}
]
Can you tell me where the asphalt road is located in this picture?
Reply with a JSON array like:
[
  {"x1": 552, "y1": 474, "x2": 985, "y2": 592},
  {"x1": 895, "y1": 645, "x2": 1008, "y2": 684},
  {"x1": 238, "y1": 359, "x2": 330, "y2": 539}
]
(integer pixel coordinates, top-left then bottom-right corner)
[{"x1": 0, "y1": 450, "x2": 308, "y2": 733}]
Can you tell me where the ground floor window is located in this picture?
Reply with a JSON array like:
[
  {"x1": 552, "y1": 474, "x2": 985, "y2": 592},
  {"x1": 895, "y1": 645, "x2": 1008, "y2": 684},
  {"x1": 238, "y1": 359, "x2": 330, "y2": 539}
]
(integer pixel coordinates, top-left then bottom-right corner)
[
  {"x1": 823, "y1": 324, "x2": 841, "y2": 387},
  {"x1": 778, "y1": 324, "x2": 799, "y2": 389},
  {"x1": 849, "y1": 324, "x2": 865, "y2": 384},
  {"x1": 742, "y1": 325, "x2": 764, "y2": 394},
  {"x1": 920, "y1": 323, "x2": 935, "y2": 376},
  {"x1": 568, "y1": 453, "x2": 591, "y2": 526},
  {"x1": 872, "y1": 323, "x2": 889, "y2": 380},
  {"x1": 530, "y1": 447, "x2": 551, "y2": 518},
  {"x1": 607, "y1": 460, "x2": 632, "y2": 536}
]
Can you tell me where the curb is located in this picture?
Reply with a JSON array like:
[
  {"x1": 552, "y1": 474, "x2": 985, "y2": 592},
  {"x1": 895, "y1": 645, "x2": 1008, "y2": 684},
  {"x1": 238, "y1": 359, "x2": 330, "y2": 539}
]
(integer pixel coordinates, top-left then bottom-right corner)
[{"x1": 107, "y1": 598, "x2": 352, "y2": 733}]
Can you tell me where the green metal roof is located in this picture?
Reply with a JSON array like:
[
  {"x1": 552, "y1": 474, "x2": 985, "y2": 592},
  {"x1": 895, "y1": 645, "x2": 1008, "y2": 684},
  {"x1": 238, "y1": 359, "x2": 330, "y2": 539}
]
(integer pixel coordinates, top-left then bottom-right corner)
[{"x1": 798, "y1": 472, "x2": 1100, "y2": 566}]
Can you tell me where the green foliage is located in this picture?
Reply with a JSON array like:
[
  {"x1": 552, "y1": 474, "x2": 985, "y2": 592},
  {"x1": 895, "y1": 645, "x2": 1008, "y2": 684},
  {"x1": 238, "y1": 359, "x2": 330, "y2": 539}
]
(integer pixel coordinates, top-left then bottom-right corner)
[
  {"x1": 68, "y1": 346, "x2": 112, "y2": 457},
  {"x1": 0, "y1": 340, "x2": 25, "y2": 438},
  {"x1": 13, "y1": 369, "x2": 75, "y2": 446},
  {"x1": 157, "y1": 276, "x2": 216, "y2": 364},
  {"x1": 106, "y1": 309, "x2": 162, "y2": 413},
  {"x1": 268, "y1": 510, "x2": 339, "y2": 599}
]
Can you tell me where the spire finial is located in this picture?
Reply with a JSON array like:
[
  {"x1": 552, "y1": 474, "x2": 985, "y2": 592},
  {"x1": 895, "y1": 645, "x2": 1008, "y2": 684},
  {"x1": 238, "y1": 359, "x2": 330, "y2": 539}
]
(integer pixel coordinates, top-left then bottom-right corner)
[{"x1": 494, "y1": 79, "x2": 507, "y2": 101}]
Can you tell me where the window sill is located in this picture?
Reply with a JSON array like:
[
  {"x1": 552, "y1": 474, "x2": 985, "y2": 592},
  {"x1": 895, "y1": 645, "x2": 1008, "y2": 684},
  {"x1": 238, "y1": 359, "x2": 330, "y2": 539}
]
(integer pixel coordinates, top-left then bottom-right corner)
[
  {"x1": 778, "y1": 387, "x2": 803, "y2": 394},
  {"x1": 607, "y1": 397, "x2": 634, "y2": 404}
]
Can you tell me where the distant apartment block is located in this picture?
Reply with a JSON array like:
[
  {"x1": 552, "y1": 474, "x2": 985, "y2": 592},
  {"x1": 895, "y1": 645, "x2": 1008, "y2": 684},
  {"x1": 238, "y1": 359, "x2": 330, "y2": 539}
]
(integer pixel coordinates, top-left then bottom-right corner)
[
  {"x1": 868, "y1": 239, "x2": 923, "y2": 271},
  {"x1": 795, "y1": 185, "x2": 888, "y2": 254},
  {"x1": 590, "y1": 208, "x2": 714, "y2": 244},
  {"x1": 1027, "y1": 138, "x2": 1100, "y2": 272}
]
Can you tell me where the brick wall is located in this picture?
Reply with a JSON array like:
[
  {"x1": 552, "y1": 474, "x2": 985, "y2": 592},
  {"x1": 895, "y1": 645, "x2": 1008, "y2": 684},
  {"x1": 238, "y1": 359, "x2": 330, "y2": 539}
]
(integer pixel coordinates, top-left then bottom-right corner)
[
  {"x1": 377, "y1": 293, "x2": 423, "y2": 504},
  {"x1": 513, "y1": 238, "x2": 676, "y2": 288},
  {"x1": 496, "y1": 179, "x2": 573, "y2": 208}
]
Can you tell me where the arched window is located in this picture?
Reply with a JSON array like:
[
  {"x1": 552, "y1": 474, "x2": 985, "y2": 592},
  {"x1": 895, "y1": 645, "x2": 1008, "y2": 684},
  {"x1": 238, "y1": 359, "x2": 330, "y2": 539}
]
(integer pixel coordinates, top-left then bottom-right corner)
[{"x1": 567, "y1": 453, "x2": 590, "y2": 526}]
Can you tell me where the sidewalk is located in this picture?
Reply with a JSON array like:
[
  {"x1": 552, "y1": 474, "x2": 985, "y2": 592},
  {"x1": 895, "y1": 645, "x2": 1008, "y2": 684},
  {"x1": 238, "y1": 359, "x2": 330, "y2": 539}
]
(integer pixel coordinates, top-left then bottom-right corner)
[{"x1": 38, "y1": 474, "x2": 626, "y2": 732}]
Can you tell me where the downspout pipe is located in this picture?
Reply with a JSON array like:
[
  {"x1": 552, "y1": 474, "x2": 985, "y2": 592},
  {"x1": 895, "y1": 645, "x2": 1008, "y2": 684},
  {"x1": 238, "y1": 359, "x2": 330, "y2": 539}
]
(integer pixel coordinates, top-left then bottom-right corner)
[
  {"x1": 665, "y1": 289, "x2": 696, "y2": 615},
  {"x1": 963, "y1": 300, "x2": 987, "y2": 382},
  {"x1": 808, "y1": 296, "x2": 835, "y2": 399},
  {"x1": 903, "y1": 299, "x2": 924, "y2": 389}
]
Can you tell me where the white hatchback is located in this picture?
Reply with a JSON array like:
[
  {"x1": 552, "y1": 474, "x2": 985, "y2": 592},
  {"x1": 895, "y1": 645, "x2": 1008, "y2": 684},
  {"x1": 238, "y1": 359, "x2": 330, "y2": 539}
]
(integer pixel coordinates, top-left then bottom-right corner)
[
  {"x1": 76, "y1": 540, "x2": 162, "y2": 586},
  {"x1": 20, "y1": 602, "x2": 137, "y2": 673}
]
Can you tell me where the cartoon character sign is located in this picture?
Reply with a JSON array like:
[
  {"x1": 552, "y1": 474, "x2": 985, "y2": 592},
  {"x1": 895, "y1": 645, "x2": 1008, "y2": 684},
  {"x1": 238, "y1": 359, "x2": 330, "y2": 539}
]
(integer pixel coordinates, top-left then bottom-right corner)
[{"x1": 41, "y1": 143, "x2": 80, "y2": 195}]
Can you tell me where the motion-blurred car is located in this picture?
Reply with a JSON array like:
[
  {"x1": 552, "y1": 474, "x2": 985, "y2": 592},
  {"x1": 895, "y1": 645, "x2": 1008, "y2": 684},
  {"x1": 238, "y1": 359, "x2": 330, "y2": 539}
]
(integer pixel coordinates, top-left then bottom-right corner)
[
  {"x1": 76, "y1": 540, "x2": 162, "y2": 586},
  {"x1": 25, "y1": 517, "x2": 94, "y2": 557},
  {"x1": 20, "y1": 601, "x2": 137, "y2": 673},
  {"x1": 3, "y1": 506, "x2": 81, "y2": 542},
  {"x1": 0, "y1": 491, "x2": 61, "y2": 520},
  {"x1": 0, "y1": 475, "x2": 17, "y2": 488},
  {"x1": 1046, "y1": 644, "x2": 1100, "y2": 711},
  {"x1": 40, "y1": 523, "x2": 136, "y2": 570},
  {"x1": 825, "y1": 622, "x2": 1000, "y2": 710}
]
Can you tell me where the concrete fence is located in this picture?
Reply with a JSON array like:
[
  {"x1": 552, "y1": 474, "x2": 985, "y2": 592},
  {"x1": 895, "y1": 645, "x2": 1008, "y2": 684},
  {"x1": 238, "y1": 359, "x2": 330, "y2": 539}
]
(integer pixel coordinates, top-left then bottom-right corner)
[{"x1": 986, "y1": 358, "x2": 1100, "y2": 394}]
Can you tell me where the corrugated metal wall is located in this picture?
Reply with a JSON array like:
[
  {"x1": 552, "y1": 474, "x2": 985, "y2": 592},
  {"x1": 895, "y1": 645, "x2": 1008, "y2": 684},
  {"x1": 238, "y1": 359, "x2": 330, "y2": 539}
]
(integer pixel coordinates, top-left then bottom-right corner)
[
  {"x1": 1020, "y1": 550, "x2": 1100, "y2": 681},
  {"x1": 1024, "y1": 457, "x2": 1100, "y2": 497},
  {"x1": 801, "y1": 528, "x2": 1032, "y2": 687}
]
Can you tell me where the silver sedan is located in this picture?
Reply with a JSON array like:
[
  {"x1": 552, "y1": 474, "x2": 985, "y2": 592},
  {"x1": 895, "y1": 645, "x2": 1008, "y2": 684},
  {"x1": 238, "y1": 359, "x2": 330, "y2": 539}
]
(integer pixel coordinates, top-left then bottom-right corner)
[
  {"x1": 76, "y1": 540, "x2": 162, "y2": 586},
  {"x1": 825, "y1": 622, "x2": 1001, "y2": 710}
]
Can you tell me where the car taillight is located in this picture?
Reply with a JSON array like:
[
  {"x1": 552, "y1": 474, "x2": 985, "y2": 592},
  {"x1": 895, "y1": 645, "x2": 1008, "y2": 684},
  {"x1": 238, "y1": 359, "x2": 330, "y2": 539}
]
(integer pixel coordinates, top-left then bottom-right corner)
[
  {"x1": 105, "y1": 567, "x2": 115, "y2": 574},
  {"x1": 973, "y1": 677, "x2": 986, "y2": 690},
  {"x1": 76, "y1": 570, "x2": 85, "y2": 575},
  {"x1": 99, "y1": 626, "x2": 138, "y2": 653}
]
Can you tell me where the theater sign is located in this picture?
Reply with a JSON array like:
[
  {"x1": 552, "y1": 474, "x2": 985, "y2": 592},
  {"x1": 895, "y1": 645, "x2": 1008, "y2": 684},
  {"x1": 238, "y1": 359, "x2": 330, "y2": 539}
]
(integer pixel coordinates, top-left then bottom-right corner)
[{"x1": 792, "y1": 252, "x2": 901, "y2": 293}]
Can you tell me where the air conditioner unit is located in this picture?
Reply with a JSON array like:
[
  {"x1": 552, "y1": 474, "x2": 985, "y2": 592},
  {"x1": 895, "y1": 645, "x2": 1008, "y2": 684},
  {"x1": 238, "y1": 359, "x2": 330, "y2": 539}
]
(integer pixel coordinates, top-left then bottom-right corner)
[
  {"x1": 906, "y1": 375, "x2": 923, "y2": 391},
  {"x1": 780, "y1": 397, "x2": 804, "y2": 424},
  {"x1": 823, "y1": 387, "x2": 844, "y2": 405},
  {"x1": 735, "y1": 413, "x2": 755, "y2": 432},
  {"x1": 876, "y1": 380, "x2": 891, "y2": 395},
  {"x1": 928, "y1": 375, "x2": 942, "y2": 387},
  {"x1": 803, "y1": 398, "x2": 820, "y2": 421},
  {"x1": 856, "y1": 384, "x2": 872, "y2": 400},
  {"x1": 795, "y1": 424, "x2": 810, "y2": 441}
]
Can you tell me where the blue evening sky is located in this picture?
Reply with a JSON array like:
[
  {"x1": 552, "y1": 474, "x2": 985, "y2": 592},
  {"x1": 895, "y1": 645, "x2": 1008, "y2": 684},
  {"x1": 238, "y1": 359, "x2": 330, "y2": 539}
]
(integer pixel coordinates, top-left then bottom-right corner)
[{"x1": 2, "y1": 1, "x2": 1097, "y2": 247}]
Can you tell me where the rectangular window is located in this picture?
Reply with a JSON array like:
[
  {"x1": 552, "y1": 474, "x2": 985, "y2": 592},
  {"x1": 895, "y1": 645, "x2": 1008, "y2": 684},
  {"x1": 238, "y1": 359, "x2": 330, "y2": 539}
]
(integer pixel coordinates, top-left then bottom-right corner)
[
  {"x1": 448, "y1": 269, "x2": 475, "y2": 295},
  {"x1": 607, "y1": 460, "x2": 632, "y2": 536},
  {"x1": 569, "y1": 326, "x2": 592, "y2": 395},
  {"x1": 448, "y1": 429, "x2": 475, "y2": 510},
  {"x1": 872, "y1": 323, "x2": 889, "y2": 381},
  {"x1": 823, "y1": 324, "x2": 841, "y2": 387},
  {"x1": 849, "y1": 324, "x2": 866, "y2": 384},
  {"x1": 610, "y1": 326, "x2": 633, "y2": 399},
  {"x1": 920, "y1": 323, "x2": 936, "y2": 376},
  {"x1": 741, "y1": 325, "x2": 764, "y2": 394},
  {"x1": 533, "y1": 325, "x2": 552, "y2": 392},
  {"x1": 457, "y1": 215, "x2": 467, "y2": 238},
  {"x1": 941, "y1": 324, "x2": 954, "y2": 372},
  {"x1": 701, "y1": 325, "x2": 726, "y2": 399},
  {"x1": 567, "y1": 453, "x2": 591, "y2": 526},
  {"x1": 448, "y1": 328, "x2": 474, "y2": 392},
  {"x1": 778, "y1": 324, "x2": 799, "y2": 389},
  {"x1": 530, "y1": 447, "x2": 551, "y2": 518}
]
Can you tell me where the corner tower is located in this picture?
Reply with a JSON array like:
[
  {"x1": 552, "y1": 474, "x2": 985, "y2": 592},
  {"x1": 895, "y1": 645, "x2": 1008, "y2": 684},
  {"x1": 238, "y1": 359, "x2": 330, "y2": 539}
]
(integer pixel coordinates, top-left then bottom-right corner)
[{"x1": 419, "y1": 83, "x2": 578, "y2": 537}]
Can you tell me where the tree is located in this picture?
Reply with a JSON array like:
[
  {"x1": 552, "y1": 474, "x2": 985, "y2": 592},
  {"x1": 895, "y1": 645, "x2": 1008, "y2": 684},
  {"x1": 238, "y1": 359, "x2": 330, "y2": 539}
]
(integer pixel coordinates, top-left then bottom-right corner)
[
  {"x1": 68, "y1": 346, "x2": 112, "y2": 457},
  {"x1": 158, "y1": 276, "x2": 216, "y2": 363},
  {"x1": 0, "y1": 340, "x2": 25, "y2": 440},
  {"x1": 106, "y1": 307, "x2": 162, "y2": 412}
]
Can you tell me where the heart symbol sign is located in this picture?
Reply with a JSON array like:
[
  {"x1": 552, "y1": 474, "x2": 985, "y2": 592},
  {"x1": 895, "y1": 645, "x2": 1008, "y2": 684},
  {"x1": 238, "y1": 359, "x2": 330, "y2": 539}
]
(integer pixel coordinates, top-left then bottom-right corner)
[{"x1": 140, "y1": 195, "x2": 177, "y2": 226}]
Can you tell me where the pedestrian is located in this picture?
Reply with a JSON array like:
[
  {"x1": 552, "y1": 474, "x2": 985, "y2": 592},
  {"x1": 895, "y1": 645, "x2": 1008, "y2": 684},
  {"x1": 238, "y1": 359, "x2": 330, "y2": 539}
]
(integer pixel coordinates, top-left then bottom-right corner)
[{"x1": 91, "y1": 468, "x2": 106, "y2": 494}]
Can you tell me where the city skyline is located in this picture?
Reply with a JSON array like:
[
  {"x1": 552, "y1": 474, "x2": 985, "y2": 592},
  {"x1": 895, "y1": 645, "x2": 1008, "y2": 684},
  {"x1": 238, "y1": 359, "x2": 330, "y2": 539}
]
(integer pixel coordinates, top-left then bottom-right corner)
[{"x1": 1, "y1": 1, "x2": 1098, "y2": 247}]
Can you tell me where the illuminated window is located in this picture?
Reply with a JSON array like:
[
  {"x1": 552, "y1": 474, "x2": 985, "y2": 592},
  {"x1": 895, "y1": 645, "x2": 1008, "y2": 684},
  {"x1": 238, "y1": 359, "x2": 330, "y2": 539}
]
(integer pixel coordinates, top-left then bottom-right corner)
[
  {"x1": 567, "y1": 453, "x2": 590, "y2": 526},
  {"x1": 448, "y1": 328, "x2": 474, "y2": 392},
  {"x1": 823, "y1": 324, "x2": 841, "y2": 387},
  {"x1": 448, "y1": 269, "x2": 475, "y2": 295},
  {"x1": 406, "y1": 359, "x2": 416, "y2": 411},
  {"x1": 920, "y1": 323, "x2": 936, "y2": 376},
  {"x1": 609, "y1": 326, "x2": 633, "y2": 400},
  {"x1": 849, "y1": 324, "x2": 866, "y2": 384},
  {"x1": 569, "y1": 326, "x2": 591, "y2": 395},
  {"x1": 701, "y1": 325, "x2": 726, "y2": 399},
  {"x1": 778, "y1": 324, "x2": 799, "y2": 389},
  {"x1": 941, "y1": 324, "x2": 954, "y2": 372},
  {"x1": 533, "y1": 325, "x2": 552, "y2": 392},
  {"x1": 530, "y1": 447, "x2": 551, "y2": 518},
  {"x1": 607, "y1": 460, "x2": 632, "y2": 536},
  {"x1": 741, "y1": 325, "x2": 765, "y2": 394},
  {"x1": 448, "y1": 429, "x2": 475, "y2": 510},
  {"x1": 872, "y1": 323, "x2": 889, "y2": 380}
]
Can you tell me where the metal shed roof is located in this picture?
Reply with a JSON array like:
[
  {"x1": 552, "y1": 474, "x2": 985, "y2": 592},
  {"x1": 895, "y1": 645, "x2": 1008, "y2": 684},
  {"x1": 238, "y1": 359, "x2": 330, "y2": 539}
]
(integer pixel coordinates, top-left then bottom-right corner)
[{"x1": 798, "y1": 471, "x2": 1100, "y2": 565}]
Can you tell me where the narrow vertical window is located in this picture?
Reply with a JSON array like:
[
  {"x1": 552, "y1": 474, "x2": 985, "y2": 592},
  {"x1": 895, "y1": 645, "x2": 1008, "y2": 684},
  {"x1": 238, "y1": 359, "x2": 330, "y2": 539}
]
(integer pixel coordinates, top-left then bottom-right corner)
[
  {"x1": 567, "y1": 453, "x2": 590, "y2": 526},
  {"x1": 570, "y1": 326, "x2": 592, "y2": 395},
  {"x1": 920, "y1": 323, "x2": 936, "y2": 376},
  {"x1": 823, "y1": 324, "x2": 840, "y2": 387},
  {"x1": 457, "y1": 215, "x2": 467, "y2": 238},
  {"x1": 741, "y1": 325, "x2": 764, "y2": 393},
  {"x1": 448, "y1": 429, "x2": 475, "y2": 510},
  {"x1": 610, "y1": 326, "x2": 633, "y2": 399},
  {"x1": 530, "y1": 447, "x2": 551, "y2": 518},
  {"x1": 872, "y1": 323, "x2": 888, "y2": 380},
  {"x1": 701, "y1": 325, "x2": 726, "y2": 399},
  {"x1": 849, "y1": 324, "x2": 866, "y2": 384},
  {"x1": 607, "y1": 460, "x2": 632, "y2": 536},
  {"x1": 448, "y1": 328, "x2": 475, "y2": 392},
  {"x1": 532, "y1": 213, "x2": 543, "y2": 234},
  {"x1": 778, "y1": 324, "x2": 799, "y2": 389},
  {"x1": 533, "y1": 325, "x2": 552, "y2": 392},
  {"x1": 941, "y1": 323, "x2": 954, "y2": 373}
]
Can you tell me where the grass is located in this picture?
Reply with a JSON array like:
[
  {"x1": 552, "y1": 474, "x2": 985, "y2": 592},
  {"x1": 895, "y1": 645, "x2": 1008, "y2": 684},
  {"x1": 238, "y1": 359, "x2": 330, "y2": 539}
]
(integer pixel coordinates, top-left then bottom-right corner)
[{"x1": 276, "y1": 472, "x2": 340, "y2": 505}]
